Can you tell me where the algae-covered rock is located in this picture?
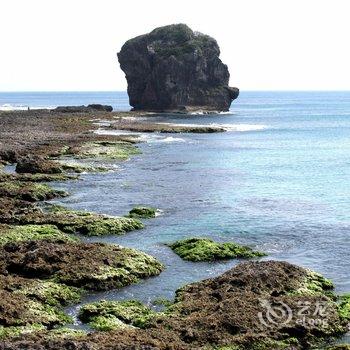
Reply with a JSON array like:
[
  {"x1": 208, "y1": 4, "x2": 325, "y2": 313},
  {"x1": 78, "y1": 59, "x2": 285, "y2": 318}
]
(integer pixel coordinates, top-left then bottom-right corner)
[
  {"x1": 16, "y1": 279, "x2": 83, "y2": 307},
  {"x1": 59, "y1": 161, "x2": 108, "y2": 173},
  {"x1": 0, "y1": 274, "x2": 82, "y2": 307},
  {"x1": 79, "y1": 300, "x2": 157, "y2": 331},
  {"x1": 327, "y1": 345, "x2": 350, "y2": 350},
  {"x1": 0, "y1": 240, "x2": 164, "y2": 291},
  {"x1": 337, "y1": 294, "x2": 350, "y2": 320},
  {"x1": 0, "y1": 171, "x2": 77, "y2": 182},
  {"x1": 0, "y1": 274, "x2": 81, "y2": 339},
  {"x1": 54, "y1": 104, "x2": 113, "y2": 113},
  {"x1": 86, "y1": 314, "x2": 131, "y2": 331},
  {"x1": 162, "y1": 261, "x2": 348, "y2": 349},
  {"x1": 0, "y1": 197, "x2": 41, "y2": 225},
  {"x1": 110, "y1": 120, "x2": 226, "y2": 133},
  {"x1": 1, "y1": 261, "x2": 348, "y2": 349},
  {"x1": 46, "y1": 205, "x2": 144, "y2": 236},
  {"x1": 288, "y1": 269, "x2": 334, "y2": 297},
  {"x1": 44, "y1": 327, "x2": 88, "y2": 340},
  {"x1": 0, "y1": 224, "x2": 76, "y2": 245},
  {"x1": 0, "y1": 181, "x2": 67, "y2": 202},
  {"x1": 16, "y1": 156, "x2": 63, "y2": 174},
  {"x1": 76, "y1": 141, "x2": 141, "y2": 161},
  {"x1": 0, "y1": 289, "x2": 72, "y2": 332},
  {"x1": 168, "y1": 237, "x2": 266, "y2": 262},
  {"x1": 0, "y1": 324, "x2": 46, "y2": 340},
  {"x1": 128, "y1": 206, "x2": 157, "y2": 219}
]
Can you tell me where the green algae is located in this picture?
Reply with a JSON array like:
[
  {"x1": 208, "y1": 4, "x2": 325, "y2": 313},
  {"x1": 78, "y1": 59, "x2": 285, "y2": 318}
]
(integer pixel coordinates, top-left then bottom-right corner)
[
  {"x1": 337, "y1": 294, "x2": 350, "y2": 320},
  {"x1": 0, "y1": 172, "x2": 77, "y2": 182},
  {"x1": 0, "y1": 181, "x2": 68, "y2": 201},
  {"x1": 88, "y1": 315, "x2": 131, "y2": 331},
  {"x1": 327, "y1": 345, "x2": 350, "y2": 350},
  {"x1": 27, "y1": 299, "x2": 72, "y2": 326},
  {"x1": 45, "y1": 327, "x2": 87, "y2": 339},
  {"x1": 77, "y1": 141, "x2": 141, "y2": 161},
  {"x1": 81, "y1": 217, "x2": 143, "y2": 236},
  {"x1": 0, "y1": 323, "x2": 45, "y2": 340},
  {"x1": 168, "y1": 237, "x2": 267, "y2": 262},
  {"x1": 60, "y1": 161, "x2": 108, "y2": 173},
  {"x1": 17, "y1": 280, "x2": 83, "y2": 307},
  {"x1": 79, "y1": 300, "x2": 157, "y2": 331},
  {"x1": 0, "y1": 224, "x2": 77, "y2": 245},
  {"x1": 289, "y1": 269, "x2": 335, "y2": 296},
  {"x1": 128, "y1": 206, "x2": 157, "y2": 219},
  {"x1": 217, "y1": 338, "x2": 300, "y2": 350},
  {"x1": 0, "y1": 298, "x2": 72, "y2": 339},
  {"x1": 78, "y1": 247, "x2": 164, "y2": 289},
  {"x1": 22, "y1": 173, "x2": 79, "y2": 182},
  {"x1": 46, "y1": 204, "x2": 144, "y2": 236},
  {"x1": 152, "y1": 297, "x2": 173, "y2": 308}
]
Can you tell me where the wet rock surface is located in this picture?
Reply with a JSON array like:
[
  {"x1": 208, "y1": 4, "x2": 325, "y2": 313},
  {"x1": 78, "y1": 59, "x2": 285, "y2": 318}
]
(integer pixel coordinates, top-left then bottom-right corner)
[
  {"x1": 2, "y1": 261, "x2": 349, "y2": 349},
  {"x1": 110, "y1": 119, "x2": 226, "y2": 133},
  {"x1": 0, "y1": 240, "x2": 164, "y2": 290},
  {"x1": 118, "y1": 24, "x2": 239, "y2": 112},
  {"x1": 0, "y1": 181, "x2": 67, "y2": 202},
  {"x1": 16, "y1": 155, "x2": 63, "y2": 174},
  {"x1": 0, "y1": 109, "x2": 349, "y2": 349}
]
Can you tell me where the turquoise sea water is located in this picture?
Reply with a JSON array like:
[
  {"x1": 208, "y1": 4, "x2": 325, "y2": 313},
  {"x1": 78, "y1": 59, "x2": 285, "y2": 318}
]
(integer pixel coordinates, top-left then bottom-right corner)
[{"x1": 1, "y1": 91, "x2": 349, "y2": 331}]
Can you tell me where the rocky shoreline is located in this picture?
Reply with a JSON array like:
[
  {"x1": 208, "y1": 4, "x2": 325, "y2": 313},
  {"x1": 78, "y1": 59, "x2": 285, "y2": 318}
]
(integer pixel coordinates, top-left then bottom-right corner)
[{"x1": 0, "y1": 108, "x2": 349, "y2": 349}]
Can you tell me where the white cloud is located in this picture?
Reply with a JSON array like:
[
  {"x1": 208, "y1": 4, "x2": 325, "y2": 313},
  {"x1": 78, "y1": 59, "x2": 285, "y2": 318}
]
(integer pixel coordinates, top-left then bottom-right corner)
[{"x1": 0, "y1": 0, "x2": 349, "y2": 91}]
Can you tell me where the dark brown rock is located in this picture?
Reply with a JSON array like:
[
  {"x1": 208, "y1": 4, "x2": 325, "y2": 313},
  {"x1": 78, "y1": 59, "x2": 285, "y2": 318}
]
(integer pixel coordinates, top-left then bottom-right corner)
[
  {"x1": 16, "y1": 156, "x2": 63, "y2": 174},
  {"x1": 0, "y1": 240, "x2": 163, "y2": 290},
  {"x1": 54, "y1": 105, "x2": 113, "y2": 113},
  {"x1": 118, "y1": 24, "x2": 239, "y2": 113}
]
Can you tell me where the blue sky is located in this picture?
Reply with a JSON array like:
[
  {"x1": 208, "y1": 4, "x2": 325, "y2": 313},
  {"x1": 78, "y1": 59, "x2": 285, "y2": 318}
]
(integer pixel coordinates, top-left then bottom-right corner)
[{"x1": 0, "y1": 0, "x2": 349, "y2": 91}]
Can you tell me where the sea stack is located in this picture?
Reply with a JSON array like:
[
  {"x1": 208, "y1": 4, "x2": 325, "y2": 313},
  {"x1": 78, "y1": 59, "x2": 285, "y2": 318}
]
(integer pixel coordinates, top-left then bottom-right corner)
[{"x1": 118, "y1": 24, "x2": 239, "y2": 113}]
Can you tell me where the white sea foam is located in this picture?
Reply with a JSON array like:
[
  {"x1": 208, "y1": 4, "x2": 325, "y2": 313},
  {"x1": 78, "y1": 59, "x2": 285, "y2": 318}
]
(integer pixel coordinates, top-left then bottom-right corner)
[
  {"x1": 219, "y1": 111, "x2": 235, "y2": 115},
  {"x1": 189, "y1": 111, "x2": 205, "y2": 115},
  {"x1": 189, "y1": 111, "x2": 235, "y2": 115},
  {"x1": 158, "y1": 122, "x2": 267, "y2": 132},
  {"x1": 94, "y1": 129, "x2": 138, "y2": 136},
  {"x1": 0, "y1": 104, "x2": 54, "y2": 111},
  {"x1": 217, "y1": 123, "x2": 267, "y2": 132},
  {"x1": 90, "y1": 119, "x2": 112, "y2": 127},
  {"x1": 155, "y1": 136, "x2": 186, "y2": 143}
]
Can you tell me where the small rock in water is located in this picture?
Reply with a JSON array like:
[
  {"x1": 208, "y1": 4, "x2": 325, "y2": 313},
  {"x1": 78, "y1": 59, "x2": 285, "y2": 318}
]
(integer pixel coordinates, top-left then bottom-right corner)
[
  {"x1": 128, "y1": 206, "x2": 157, "y2": 219},
  {"x1": 54, "y1": 104, "x2": 113, "y2": 113},
  {"x1": 168, "y1": 237, "x2": 266, "y2": 261}
]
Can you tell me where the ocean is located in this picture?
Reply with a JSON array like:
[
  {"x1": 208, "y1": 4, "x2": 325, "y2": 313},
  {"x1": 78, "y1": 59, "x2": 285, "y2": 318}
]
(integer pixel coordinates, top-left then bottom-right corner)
[{"x1": 1, "y1": 91, "x2": 349, "y2": 329}]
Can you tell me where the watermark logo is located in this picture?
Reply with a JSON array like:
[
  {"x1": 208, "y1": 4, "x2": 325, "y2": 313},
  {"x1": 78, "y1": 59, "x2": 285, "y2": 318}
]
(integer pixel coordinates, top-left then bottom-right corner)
[
  {"x1": 258, "y1": 299, "x2": 293, "y2": 327},
  {"x1": 258, "y1": 299, "x2": 330, "y2": 328}
]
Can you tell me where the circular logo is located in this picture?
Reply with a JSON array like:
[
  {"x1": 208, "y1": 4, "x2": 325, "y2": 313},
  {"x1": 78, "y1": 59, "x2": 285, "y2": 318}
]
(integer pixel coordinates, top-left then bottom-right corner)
[{"x1": 258, "y1": 299, "x2": 293, "y2": 327}]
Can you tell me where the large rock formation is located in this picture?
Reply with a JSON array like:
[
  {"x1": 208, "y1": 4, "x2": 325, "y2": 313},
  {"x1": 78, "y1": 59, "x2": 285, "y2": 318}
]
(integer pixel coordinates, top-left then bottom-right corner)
[{"x1": 118, "y1": 24, "x2": 239, "y2": 113}]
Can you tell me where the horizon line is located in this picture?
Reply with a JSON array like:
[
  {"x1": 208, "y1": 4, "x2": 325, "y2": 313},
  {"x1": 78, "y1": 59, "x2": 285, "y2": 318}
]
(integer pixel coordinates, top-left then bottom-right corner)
[{"x1": 1, "y1": 90, "x2": 350, "y2": 93}]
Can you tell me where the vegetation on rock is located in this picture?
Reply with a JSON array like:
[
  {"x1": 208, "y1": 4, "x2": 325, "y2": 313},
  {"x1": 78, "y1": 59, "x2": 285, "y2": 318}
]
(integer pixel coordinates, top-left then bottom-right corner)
[
  {"x1": 0, "y1": 240, "x2": 164, "y2": 291},
  {"x1": 128, "y1": 206, "x2": 157, "y2": 219},
  {"x1": 79, "y1": 300, "x2": 157, "y2": 330},
  {"x1": 45, "y1": 204, "x2": 144, "y2": 236},
  {"x1": 337, "y1": 294, "x2": 350, "y2": 320},
  {"x1": 0, "y1": 224, "x2": 76, "y2": 245},
  {"x1": 16, "y1": 156, "x2": 63, "y2": 174},
  {"x1": 0, "y1": 181, "x2": 67, "y2": 202},
  {"x1": 168, "y1": 237, "x2": 266, "y2": 261},
  {"x1": 76, "y1": 141, "x2": 141, "y2": 161}
]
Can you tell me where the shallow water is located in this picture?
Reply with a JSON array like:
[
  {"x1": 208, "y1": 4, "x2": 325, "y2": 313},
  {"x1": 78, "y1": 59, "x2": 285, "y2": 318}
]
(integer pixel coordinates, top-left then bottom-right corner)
[{"x1": 4, "y1": 91, "x2": 349, "y2": 330}]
